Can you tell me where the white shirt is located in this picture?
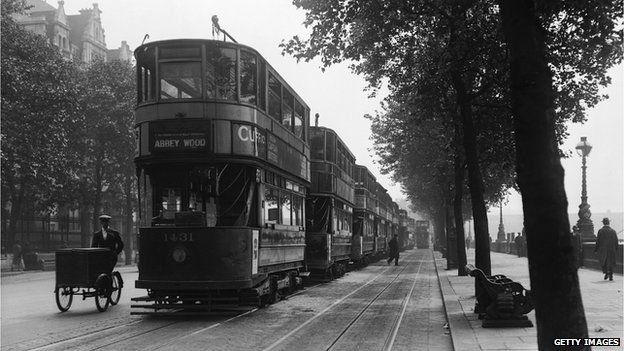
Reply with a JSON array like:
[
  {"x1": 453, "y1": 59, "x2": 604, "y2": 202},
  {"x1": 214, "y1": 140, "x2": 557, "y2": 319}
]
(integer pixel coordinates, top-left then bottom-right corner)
[{"x1": 102, "y1": 228, "x2": 108, "y2": 240}]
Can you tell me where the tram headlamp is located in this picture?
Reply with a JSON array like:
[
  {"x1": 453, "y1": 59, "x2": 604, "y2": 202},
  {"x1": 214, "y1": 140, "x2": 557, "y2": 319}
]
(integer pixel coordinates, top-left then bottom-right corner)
[{"x1": 172, "y1": 246, "x2": 188, "y2": 263}]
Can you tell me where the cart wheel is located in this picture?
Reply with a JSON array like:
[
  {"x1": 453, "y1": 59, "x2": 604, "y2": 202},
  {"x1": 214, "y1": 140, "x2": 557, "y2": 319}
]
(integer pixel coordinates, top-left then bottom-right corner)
[
  {"x1": 94, "y1": 274, "x2": 111, "y2": 312},
  {"x1": 109, "y1": 272, "x2": 122, "y2": 306},
  {"x1": 55, "y1": 287, "x2": 73, "y2": 312}
]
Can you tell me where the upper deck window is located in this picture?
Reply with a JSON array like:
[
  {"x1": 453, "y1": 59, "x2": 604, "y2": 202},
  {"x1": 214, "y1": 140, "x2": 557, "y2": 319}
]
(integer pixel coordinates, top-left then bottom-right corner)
[
  {"x1": 206, "y1": 46, "x2": 237, "y2": 101},
  {"x1": 240, "y1": 50, "x2": 257, "y2": 105},
  {"x1": 160, "y1": 62, "x2": 202, "y2": 99},
  {"x1": 137, "y1": 46, "x2": 156, "y2": 103},
  {"x1": 160, "y1": 46, "x2": 201, "y2": 59},
  {"x1": 259, "y1": 61, "x2": 267, "y2": 111},
  {"x1": 268, "y1": 73, "x2": 281, "y2": 120},
  {"x1": 294, "y1": 101, "x2": 305, "y2": 139},
  {"x1": 282, "y1": 89, "x2": 294, "y2": 130}
]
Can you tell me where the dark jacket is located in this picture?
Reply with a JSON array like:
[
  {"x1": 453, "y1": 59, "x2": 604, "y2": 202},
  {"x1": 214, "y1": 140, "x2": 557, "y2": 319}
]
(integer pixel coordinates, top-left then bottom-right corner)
[
  {"x1": 388, "y1": 237, "x2": 399, "y2": 255},
  {"x1": 91, "y1": 228, "x2": 124, "y2": 268},
  {"x1": 595, "y1": 225, "x2": 619, "y2": 272}
]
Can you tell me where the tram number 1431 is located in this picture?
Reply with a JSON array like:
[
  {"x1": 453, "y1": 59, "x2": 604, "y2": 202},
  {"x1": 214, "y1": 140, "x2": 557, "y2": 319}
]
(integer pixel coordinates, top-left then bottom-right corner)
[{"x1": 163, "y1": 232, "x2": 194, "y2": 242}]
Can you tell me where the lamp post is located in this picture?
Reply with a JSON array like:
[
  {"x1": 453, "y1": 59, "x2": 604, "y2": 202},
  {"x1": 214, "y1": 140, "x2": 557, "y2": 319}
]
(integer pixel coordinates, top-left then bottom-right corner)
[{"x1": 575, "y1": 137, "x2": 595, "y2": 241}]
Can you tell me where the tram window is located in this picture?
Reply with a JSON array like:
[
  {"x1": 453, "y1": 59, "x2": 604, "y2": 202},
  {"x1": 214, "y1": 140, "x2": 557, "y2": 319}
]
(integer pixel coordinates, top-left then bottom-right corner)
[
  {"x1": 310, "y1": 129, "x2": 324, "y2": 160},
  {"x1": 292, "y1": 196, "x2": 303, "y2": 226},
  {"x1": 264, "y1": 187, "x2": 279, "y2": 224},
  {"x1": 259, "y1": 61, "x2": 267, "y2": 111},
  {"x1": 326, "y1": 132, "x2": 336, "y2": 163},
  {"x1": 268, "y1": 73, "x2": 281, "y2": 120},
  {"x1": 281, "y1": 193, "x2": 292, "y2": 226},
  {"x1": 294, "y1": 101, "x2": 304, "y2": 139},
  {"x1": 282, "y1": 90, "x2": 294, "y2": 131},
  {"x1": 160, "y1": 62, "x2": 202, "y2": 99},
  {"x1": 160, "y1": 46, "x2": 201, "y2": 59},
  {"x1": 137, "y1": 46, "x2": 155, "y2": 103},
  {"x1": 240, "y1": 51, "x2": 257, "y2": 105},
  {"x1": 161, "y1": 188, "x2": 182, "y2": 219},
  {"x1": 206, "y1": 46, "x2": 237, "y2": 100}
]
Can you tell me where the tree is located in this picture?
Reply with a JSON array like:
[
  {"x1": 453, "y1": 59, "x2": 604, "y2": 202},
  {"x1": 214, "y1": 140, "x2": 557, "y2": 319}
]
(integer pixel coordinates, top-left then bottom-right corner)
[
  {"x1": 73, "y1": 59, "x2": 136, "y2": 247},
  {"x1": 1, "y1": 0, "x2": 82, "y2": 245},
  {"x1": 498, "y1": 0, "x2": 622, "y2": 347}
]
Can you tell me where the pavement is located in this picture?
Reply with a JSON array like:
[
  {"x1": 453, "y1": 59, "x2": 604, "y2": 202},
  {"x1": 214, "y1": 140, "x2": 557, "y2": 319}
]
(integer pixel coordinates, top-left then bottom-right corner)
[{"x1": 435, "y1": 249, "x2": 624, "y2": 351}]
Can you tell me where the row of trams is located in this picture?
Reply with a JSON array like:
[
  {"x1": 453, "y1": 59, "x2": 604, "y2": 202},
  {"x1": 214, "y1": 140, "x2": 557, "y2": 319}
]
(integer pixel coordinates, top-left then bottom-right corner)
[{"x1": 67, "y1": 38, "x2": 432, "y2": 314}]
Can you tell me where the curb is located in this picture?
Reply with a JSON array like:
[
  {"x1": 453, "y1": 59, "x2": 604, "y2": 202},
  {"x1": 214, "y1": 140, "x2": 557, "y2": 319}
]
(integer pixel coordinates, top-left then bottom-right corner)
[{"x1": 433, "y1": 252, "x2": 481, "y2": 351}]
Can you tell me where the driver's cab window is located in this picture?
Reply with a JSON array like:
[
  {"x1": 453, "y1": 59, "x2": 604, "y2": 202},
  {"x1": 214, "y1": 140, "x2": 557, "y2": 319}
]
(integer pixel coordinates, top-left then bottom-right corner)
[{"x1": 161, "y1": 188, "x2": 182, "y2": 219}]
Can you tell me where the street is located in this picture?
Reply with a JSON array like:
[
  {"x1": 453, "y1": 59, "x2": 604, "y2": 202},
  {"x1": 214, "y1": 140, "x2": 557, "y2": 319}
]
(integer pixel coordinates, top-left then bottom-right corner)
[{"x1": 1, "y1": 249, "x2": 451, "y2": 351}]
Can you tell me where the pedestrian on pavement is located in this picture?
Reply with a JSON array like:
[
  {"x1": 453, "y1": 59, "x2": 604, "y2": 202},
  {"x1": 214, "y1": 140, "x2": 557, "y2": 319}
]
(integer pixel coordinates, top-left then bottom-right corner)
[
  {"x1": 514, "y1": 232, "x2": 525, "y2": 257},
  {"x1": 91, "y1": 215, "x2": 124, "y2": 271},
  {"x1": 11, "y1": 240, "x2": 23, "y2": 271},
  {"x1": 571, "y1": 225, "x2": 583, "y2": 268},
  {"x1": 387, "y1": 234, "x2": 400, "y2": 266},
  {"x1": 595, "y1": 217, "x2": 619, "y2": 281}
]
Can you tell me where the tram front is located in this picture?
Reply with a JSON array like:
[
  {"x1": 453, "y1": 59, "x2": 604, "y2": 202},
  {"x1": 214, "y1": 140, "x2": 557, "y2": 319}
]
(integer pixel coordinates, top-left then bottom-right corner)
[{"x1": 133, "y1": 39, "x2": 310, "y2": 311}]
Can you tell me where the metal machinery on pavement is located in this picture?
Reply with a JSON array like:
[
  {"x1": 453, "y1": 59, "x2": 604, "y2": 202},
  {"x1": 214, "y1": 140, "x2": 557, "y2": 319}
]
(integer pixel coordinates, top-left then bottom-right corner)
[
  {"x1": 306, "y1": 127, "x2": 355, "y2": 279},
  {"x1": 132, "y1": 39, "x2": 310, "y2": 314},
  {"x1": 352, "y1": 165, "x2": 377, "y2": 267},
  {"x1": 54, "y1": 248, "x2": 123, "y2": 312}
]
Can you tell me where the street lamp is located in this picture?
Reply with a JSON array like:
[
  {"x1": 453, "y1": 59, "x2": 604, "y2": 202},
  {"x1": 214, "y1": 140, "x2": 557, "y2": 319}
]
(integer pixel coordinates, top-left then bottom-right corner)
[{"x1": 575, "y1": 136, "x2": 595, "y2": 241}]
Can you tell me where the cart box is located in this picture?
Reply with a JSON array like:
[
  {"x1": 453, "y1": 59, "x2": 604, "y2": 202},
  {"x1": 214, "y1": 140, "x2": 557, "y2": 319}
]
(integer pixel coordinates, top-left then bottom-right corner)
[{"x1": 55, "y1": 248, "x2": 110, "y2": 287}]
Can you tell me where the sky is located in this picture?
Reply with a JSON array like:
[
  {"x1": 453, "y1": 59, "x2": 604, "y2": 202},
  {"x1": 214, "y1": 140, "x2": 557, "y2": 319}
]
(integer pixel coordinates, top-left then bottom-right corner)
[{"x1": 57, "y1": 0, "x2": 623, "y2": 217}]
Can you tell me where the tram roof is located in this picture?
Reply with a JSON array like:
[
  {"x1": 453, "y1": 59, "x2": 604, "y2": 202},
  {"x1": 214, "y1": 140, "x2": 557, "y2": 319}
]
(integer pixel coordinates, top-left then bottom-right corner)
[
  {"x1": 309, "y1": 125, "x2": 356, "y2": 160},
  {"x1": 134, "y1": 38, "x2": 310, "y2": 110}
]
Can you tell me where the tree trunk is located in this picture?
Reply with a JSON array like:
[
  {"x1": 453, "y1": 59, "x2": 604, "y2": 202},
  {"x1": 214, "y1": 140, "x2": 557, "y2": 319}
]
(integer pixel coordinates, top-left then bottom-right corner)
[
  {"x1": 433, "y1": 205, "x2": 447, "y2": 256},
  {"x1": 499, "y1": 0, "x2": 588, "y2": 347},
  {"x1": 450, "y1": 70, "x2": 492, "y2": 276},
  {"x1": 445, "y1": 198, "x2": 458, "y2": 270},
  {"x1": 453, "y1": 155, "x2": 468, "y2": 276}
]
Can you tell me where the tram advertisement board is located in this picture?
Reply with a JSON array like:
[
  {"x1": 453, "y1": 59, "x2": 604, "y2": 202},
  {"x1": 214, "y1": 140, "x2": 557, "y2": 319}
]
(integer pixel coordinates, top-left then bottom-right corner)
[{"x1": 150, "y1": 121, "x2": 209, "y2": 153}]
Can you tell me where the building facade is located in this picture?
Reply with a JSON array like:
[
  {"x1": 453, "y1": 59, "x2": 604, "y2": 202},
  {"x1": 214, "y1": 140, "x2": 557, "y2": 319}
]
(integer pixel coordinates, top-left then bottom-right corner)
[{"x1": 13, "y1": 0, "x2": 131, "y2": 63}]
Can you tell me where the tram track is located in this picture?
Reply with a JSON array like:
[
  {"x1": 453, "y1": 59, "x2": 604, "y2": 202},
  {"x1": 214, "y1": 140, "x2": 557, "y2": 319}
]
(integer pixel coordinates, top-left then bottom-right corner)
[
  {"x1": 262, "y1": 250, "x2": 427, "y2": 351},
  {"x1": 17, "y1": 280, "x2": 326, "y2": 351}
]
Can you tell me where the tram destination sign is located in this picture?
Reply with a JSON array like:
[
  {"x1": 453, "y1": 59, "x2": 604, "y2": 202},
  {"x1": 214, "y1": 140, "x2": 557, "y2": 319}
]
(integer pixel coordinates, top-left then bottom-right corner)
[{"x1": 151, "y1": 132, "x2": 208, "y2": 152}]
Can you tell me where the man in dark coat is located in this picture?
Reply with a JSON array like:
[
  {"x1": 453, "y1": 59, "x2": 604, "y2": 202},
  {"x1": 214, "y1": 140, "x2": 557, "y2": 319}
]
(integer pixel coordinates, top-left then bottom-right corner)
[
  {"x1": 387, "y1": 234, "x2": 400, "y2": 266},
  {"x1": 91, "y1": 215, "x2": 124, "y2": 271},
  {"x1": 595, "y1": 217, "x2": 619, "y2": 281}
]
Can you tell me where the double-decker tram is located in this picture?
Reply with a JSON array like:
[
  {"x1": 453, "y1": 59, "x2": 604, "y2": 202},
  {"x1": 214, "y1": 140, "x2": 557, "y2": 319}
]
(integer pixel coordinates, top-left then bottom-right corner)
[
  {"x1": 398, "y1": 209, "x2": 410, "y2": 252},
  {"x1": 352, "y1": 165, "x2": 377, "y2": 266},
  {"x1": 373, "y1": 184, "x2": 390, "y2": 259},
  {"x1": 306, "y1": 126, "x2": 355, "y2": 279},
  {"x1": 132, "y1": 39, "x2": 311, "y2": 313},
  {"x1": 415, "y1": 220, "x2": 431, "y2": 249}
]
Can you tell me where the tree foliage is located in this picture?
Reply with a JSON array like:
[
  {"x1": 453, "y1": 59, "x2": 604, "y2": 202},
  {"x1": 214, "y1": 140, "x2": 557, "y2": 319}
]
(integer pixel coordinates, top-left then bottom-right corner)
[{"x1": 1, "y1": 0, "x2": 83, "y2": 244}]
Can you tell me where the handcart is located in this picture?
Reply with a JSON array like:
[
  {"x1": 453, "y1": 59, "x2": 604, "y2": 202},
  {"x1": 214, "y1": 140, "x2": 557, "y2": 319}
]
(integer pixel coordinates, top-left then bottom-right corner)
[{"x1": 54, "y1": 248, "x2": 123, "y2": 312}]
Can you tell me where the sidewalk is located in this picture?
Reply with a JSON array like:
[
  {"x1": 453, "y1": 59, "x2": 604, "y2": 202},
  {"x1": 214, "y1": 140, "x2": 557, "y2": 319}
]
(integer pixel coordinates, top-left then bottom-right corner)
[{"x1": 435, "y1": 249, "x2": 624, "y2": 351}]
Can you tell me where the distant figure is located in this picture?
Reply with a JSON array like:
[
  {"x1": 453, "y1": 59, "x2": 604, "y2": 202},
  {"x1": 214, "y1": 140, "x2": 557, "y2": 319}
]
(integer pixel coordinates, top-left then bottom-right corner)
[
  {"x1": 514, "y1": 232, "x2": 526, "y2": 257},
  {"x1": 91, "y1": 215, "x2": 124, "y2": 271},
  {"x1": 571, "y1": 226, "x2": 583, "y2": 268},
  {"x1": 465, "y1": 236, "x2": 471, "y2": 249},
  {"x1": 387, "y1": 234, "x2": 400, "y2": 266},
  {"x1": 11, "y1": 240, "x2": 23, "y2": 271},
  {"x1": 595, "y1": 218, "x2": 618, "y2": 281}
]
